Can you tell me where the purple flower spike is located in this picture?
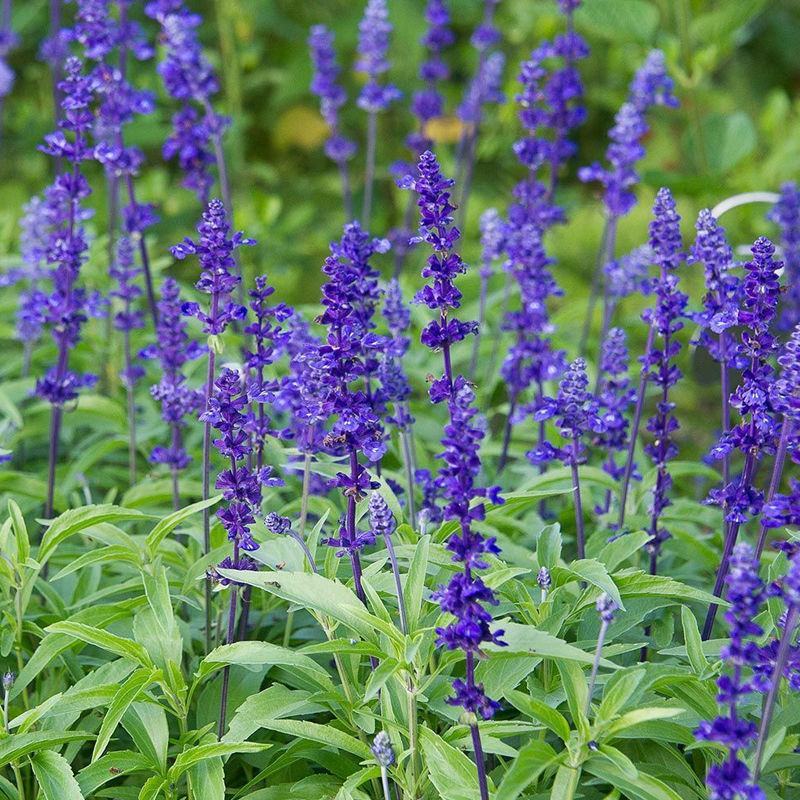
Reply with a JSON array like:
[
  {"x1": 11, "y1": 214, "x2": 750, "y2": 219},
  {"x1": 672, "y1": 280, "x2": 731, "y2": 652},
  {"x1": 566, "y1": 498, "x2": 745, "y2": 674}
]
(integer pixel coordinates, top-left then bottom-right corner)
[
  {"x1": 640, "y1": 188, "x2": 687, "y2": 570},
  {"x1": 175, "y1": 199, "x2": 253, "y2": 335},
  {"x1": 695, "y1": 544, "x2": 765, "y2": 800},
  {"x1": 409, "y1": 0, "x2": 453, "y2": 143},
  {"x1": 309, "y1": 25, "x2": 357, "y2": 165},
  {"x1": 408, "y1": 150, "x2": 503, "y2": 800},
  {"x1": 356, "y1": 0, "x2": 401, "y2": 113},
  {"x1": 143, "y1": 278, "x2": 205, "y2": 497},
  {"x1": 579, "y1": 50, "x2": 678, "y2": 219},
  {"x1": 768, "y1": 182, "x2": 800, "y2": 332}
]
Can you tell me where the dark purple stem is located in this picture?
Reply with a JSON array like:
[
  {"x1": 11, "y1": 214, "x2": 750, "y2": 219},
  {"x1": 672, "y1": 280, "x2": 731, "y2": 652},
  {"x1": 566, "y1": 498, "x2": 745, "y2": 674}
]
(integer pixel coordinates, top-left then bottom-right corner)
[
  {"x1": 496, "y1": 397, "x2": 516, "y2": 476},
  {"x1": 383, "y1": 530, "x2": 407, "y2": 634},
  {"x1": 217, "y1": 542, "x2": 239, "y2": 739},
  {"x1": 123, "y1": 328, "x2": 137, "y2": 485},
  {"x1": 347, "y1": 449, "x2": 367, "y2": 605},
  {"x1": 617, "y1": 323, "x2": 655, "y2": 529},
  {"x1": 362, "y1": 111, "x2": 377, "y2": 228},
  {"x1": 702, "y1": 451, "x2": 757, "y2": 640},
  {"x1": 755, "y1": 418, "x2": 792, "y2": 559},
  {"x1": 719, "y1": 334, "x2": 731, "y2": 488},
  {"x1": 753, "y1": 605, "x2": 798, "y2": 779},
  {"x1": 170, "y1": 424, "x2": 181, "y2": 511},
  {"x1": 570, "y1": 438, "x2": 585, "y2": 560},
  {"x1": 466, "y1": 650, "x2": 490, "y2": 800}
]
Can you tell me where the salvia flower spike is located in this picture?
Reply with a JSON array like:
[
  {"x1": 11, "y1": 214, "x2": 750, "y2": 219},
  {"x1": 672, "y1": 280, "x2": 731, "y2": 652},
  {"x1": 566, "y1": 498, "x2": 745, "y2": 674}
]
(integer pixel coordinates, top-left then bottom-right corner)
[
  {"x1": 172, "y1": 198, "x2": 253, "y2": 651},
  {"x1": 767, "y1": 182, "x2": 800, "y2": 332},
  {"x1": 406, "y1": 149, "x2": 504, "y2": 800},
  {"x1": 141, "y1": 277, "x2": 205, "y2": 510},
  {"x1": 357, "y1": 0, "x2": 401, "y2": 228},
  {"x1": 309, "y1": 24, "x2": 356, "y2": 219},
  {"x1": 695, "y1": 544, "x2": 765, "y2": 800},
  {"x1": 703, "y1": 237, "x2": 782, "y2": 640}
]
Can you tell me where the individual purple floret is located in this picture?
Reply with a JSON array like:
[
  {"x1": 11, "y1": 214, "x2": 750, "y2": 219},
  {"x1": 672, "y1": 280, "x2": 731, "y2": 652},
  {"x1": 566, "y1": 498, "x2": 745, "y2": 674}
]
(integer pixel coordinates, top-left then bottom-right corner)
[
  {"x1": 36, "y1": 57, "x2": 106, "y2": 519},
  {"x1": 141, "y1": 277, "x2": 205, "y2": 509},
  {"x1": 313, "y1": 222, "x2": 388, "y2": 601},
  {"x1": 529, "y1": 358, "x2": 604, "y2": 558},
  {"x1": 309, "y1": 25, "x2": 356, "y2": 217},
  {"x1": 704, "y1": 237, "x2": 782, "y2": 639},
  {"x1": 767, "y1": 182, "x2": 800, "y2": 332},
  {"x1": 695, "y1": 544, "x2": 765, "y2": 800},
  {"x1": 640, "y1": 188, "x2": 687, "y2": 574},
  {"x1": 406, "y1": 149, "x2": 503, "y2": 800}
]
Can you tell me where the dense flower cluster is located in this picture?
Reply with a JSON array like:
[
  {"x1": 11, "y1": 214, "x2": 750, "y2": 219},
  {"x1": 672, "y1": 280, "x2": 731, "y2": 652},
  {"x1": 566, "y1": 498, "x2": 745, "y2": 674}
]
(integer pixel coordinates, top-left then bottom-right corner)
[
  {"x1": 499, "y1": 5, "x2": 587, "y2": 463},
  {"x1": 34, "y1": 57, "x2": 103, "y2": 407},
  {"x1": 707, "y1": 238, "x2": 782, "y2": 524},
  {"x1": 142, "y1": 277, "x2": 204, "y2": 473},
  {"x1": 356, "y1": 0, "x2": 400, "y2": 113},
  {"x1": 593, "y1": 328, "x2": 635, "y2": 483},
  {"x1": 145, "y1": 0, "x2": 227, "y2": 201},
  {"x1": 244, "y1": 275, "x2": 293, "y2": 468},
  {"x1": 174, "y1": 199, "x2": 252, "y2": 334},
  {"x1": 696, "y1": 544, "x2": 765, "y2": 800},
  {"x1": 308, "y1": 25, "x2": 356, "y2": 165},
  {"x1": 312, "y1": 223, "x2": 388, "y2": 593},
  {"x1": 579, "y1": 50, "x2": 678, "y2": 218},
  {"x1": 767, "y1": 182, "x2": 800, "y2": 332},
  {"x1": 408, "y1": 150, "x2": 504, "y2": 724},
  {"x1": 641, "y1": 188, "x2": 688, "y2": 566},
  {"x1": 407, "y1": 0, "x2": 453, "y2": 154},
  {"x1": 110, "y1": 237, "x2": 144, "y2": 388},
  {"x1": 203, "y1": 368, "x2": 282, "y2": 556}
]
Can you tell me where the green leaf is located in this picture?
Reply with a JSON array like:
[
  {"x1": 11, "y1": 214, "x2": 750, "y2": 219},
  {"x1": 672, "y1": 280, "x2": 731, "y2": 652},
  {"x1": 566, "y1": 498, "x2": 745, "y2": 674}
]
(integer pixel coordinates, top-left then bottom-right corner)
[
  {"x1": 487, "y1": 622, "x2": 617, "y2": 668},
  {"x1": 681, "y1": 606, "x2": 709, "y2": 675},
  {"x1": 694, "y1": 112, "x2": 757, "y2": 174},
  {"x1": 77, "y1": 751, "x2": 152, "y2": 795},
  {"x1": 29, "y1": 750, "x2": 85, "y2": 800},
  {"x1": 224, "y1": 686, "x2": 322, "y2": 743},
  {"x1": 563, "y1": 559, "x2": 624, "y2": 611},
  {"x1": 495, "y1": 740, "x2": 558, "y2": 800},
  {"x1": 38, "y1": 505, "x2": 149, "y2": 566},
  {"x1": 137, "y1": 775, "x2": 166, "y2": 800},
  {"x1": 189, "y1": 756, "x2": 225, "y2": 800},
  {"x1": 247, "y1": 719, "x2": 370, "y2": 760},
  {"x1": 596, "y1": 668, "x2": 645, "y2": 724},
  {"x1": 504, "y1": 690, "x2": 570, "y2": 742},
  {"x1": 604, "y1": 707, "x2": 682, "y2": 739},
  {"x1": 690, "y1": 0, "x2": 768, "y2": 45},
  {"x1": 145, "y1": 495, "x2": 221, "y2": 556},
  {"x1": 8, "y1": 500, "x2": 29, "y2": 565},
  {"x1": 45, "y1": 622, "x2": 153, "y2": 668},
  {"x1": 93, "y1": 668, "x2": 158, "y2": 761},
  {"x1": 575, "y1": 0, "x2": 660, "y2": 43},
  {"x1": 405, "y1": 534, "x2": 430, "y2": 633},
  {"x1": 220, "y1": 569, "x2": 399, "y2": 644},
  {"x1": 585, "y1": 758, "x2": 685, "y2": 800},
  {"x1": 198, "y1": 641, "x2": 332, "y2": 689},
  {"x1": 363, "y1": 657, "x2": 400, "y2": 702},
  {"x1": 121, "y1": 703, "x2": 169, "y2": 772},
  {"x1": 537, "y1": 524, "x2": 562, "y2": 570},
  {"x1": 420, "y1": 727, "x2": 490, "y2": 800},
  {"x1": 169, "y1": 743, "x2": 270, "y2": 780},
  {"x1": 51, "y1": 545, "x2": 140, "y2": 581},
  {"x1": 557, "y1": 661, "x2": 589, "y2": 737},
  {"x1": 0, "y1": 732, "x2": 92, "y2": 768}
]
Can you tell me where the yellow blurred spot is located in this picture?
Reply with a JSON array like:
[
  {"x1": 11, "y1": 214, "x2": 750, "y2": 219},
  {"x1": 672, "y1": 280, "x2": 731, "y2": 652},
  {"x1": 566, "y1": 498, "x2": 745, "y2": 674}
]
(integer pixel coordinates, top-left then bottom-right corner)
[
  {"x1": 425, "y1": 116, "x2": 467, "y2": 144},
  {"x1": 274, "y1": 106, "x2": 330, "y2": 151}
]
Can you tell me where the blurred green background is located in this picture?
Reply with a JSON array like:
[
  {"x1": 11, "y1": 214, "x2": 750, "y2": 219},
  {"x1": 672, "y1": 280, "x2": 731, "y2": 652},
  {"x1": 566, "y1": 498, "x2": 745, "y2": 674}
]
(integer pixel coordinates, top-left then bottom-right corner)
[{"x1": 1, "y1": 0, "x2": 799, "y2": 478}]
